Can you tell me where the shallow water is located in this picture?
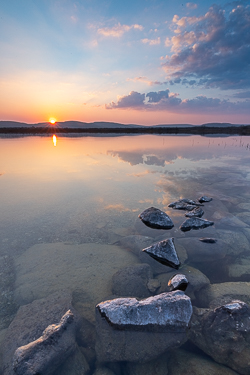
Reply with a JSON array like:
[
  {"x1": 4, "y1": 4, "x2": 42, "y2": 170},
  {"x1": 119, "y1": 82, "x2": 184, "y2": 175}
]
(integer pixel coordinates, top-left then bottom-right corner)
[{"x1": 1, "y1": 134, "x2": 250, "y2": 374}]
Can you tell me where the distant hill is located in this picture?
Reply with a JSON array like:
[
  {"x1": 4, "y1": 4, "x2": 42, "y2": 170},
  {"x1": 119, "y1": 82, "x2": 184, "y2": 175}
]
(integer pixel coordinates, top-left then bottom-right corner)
[{"x1": 0, "y1": 121, "x2": 143, "y2": 128}]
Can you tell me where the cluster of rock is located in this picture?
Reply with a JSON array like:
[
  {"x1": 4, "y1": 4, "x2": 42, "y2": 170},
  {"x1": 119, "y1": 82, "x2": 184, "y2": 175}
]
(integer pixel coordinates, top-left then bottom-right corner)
[{"x1": 4, "y1": 193, "x2": 250, "y2": 375}]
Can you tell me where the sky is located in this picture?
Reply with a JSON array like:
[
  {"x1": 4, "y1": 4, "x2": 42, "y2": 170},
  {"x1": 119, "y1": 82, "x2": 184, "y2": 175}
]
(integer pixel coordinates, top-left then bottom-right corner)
[{"x1": 0, "y1": 0, "x2": 250, "y2": 125}]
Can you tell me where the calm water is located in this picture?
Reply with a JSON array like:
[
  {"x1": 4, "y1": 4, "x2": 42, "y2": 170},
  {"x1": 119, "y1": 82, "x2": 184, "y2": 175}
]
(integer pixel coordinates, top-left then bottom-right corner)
[{"x1": 1, "y1": 134, "x2": 250, "y2": 374}]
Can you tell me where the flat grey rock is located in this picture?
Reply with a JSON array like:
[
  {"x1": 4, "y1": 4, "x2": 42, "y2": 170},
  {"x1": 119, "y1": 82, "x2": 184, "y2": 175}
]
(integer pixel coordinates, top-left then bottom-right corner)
[
  {"x1": 138, "y1": 207, "x2": 174, "y2": 229},
  {"x1": 168, "y1": 274, "x2": 189, "y2": 292},
  {"x1": 180, "y1": 218, "x2": 214, "y2": 232},
  {"x1": 13, "y1": 310, "x2": 76, "y2": 375},
  {"x1": 97, "y1": 291, "x2": 192, "y2": 331},
  {"x1": 95, "y1": 291, "x2": 192, "y2": 362},
  {"x1": 142, "y1": 238, "x2": 181, "y2": 269}
]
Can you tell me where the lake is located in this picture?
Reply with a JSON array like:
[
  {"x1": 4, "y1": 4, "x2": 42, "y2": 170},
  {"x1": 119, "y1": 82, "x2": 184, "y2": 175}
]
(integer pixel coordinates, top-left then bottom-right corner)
[{"x1": 1, "y1": 134, "x2": 250, "y2": 375}]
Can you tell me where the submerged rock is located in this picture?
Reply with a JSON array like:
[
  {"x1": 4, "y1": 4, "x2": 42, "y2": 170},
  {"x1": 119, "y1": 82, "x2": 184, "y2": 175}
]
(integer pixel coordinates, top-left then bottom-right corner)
[
  {"x1": 13, "y1": 310, "x2": 76, "y2": 375},
  {"x1": 185, "y1": 207, "x2": 204, "y2": 218},
  {"x1": 168, "y1": 274, "x2": 189, "y2": 292},
  {"x1": 189, "y1": 302, "x2": 250, "y2": 375},
  {"x1": 142, "y1": 238, "x2": 181, "y2": 269},
  {"x1": 111, "y1": 264, "x2": 152, "y2": 298},
  {"x1": 167, "y1": 349, "x2": 239, "y2": 375},
  {"x1": 198, "y1": 196, "x2": 213, "y2": 203},
  {"x1": 180, "y1": 218, "x2": 214, "y2": 232},
  {"x1": 177, "y1": 237, "x2": 227, "y2": 262},
  {"x1": 138, "y1": 207, "x2": 174, "y2": 229},
  {"x1": 95, "y1": 291, "x2": 192, "y2": 362}
]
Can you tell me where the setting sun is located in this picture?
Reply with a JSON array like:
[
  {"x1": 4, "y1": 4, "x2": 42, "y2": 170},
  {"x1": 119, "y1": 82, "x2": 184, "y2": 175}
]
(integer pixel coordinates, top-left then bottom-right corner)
[{"x1": 49, "y1": 117, "x2": 57, "y2": 125}]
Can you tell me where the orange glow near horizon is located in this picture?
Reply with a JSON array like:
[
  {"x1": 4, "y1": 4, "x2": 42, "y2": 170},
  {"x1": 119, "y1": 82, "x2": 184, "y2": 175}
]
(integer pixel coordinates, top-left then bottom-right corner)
[{"x1": 49, "y1": 117, "x2": 57, "y2": 124}]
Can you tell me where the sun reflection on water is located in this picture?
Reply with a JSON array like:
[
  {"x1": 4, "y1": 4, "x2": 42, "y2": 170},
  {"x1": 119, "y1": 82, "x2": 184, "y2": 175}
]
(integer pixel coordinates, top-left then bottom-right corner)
[{"x1": 52, "y1": 135, "x2": 57, "y2": 147}]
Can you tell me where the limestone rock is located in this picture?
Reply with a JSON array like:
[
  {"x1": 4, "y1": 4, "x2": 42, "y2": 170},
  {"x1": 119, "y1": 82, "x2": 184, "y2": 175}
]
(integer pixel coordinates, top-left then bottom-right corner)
[
  {"x1": 167, "y1": 349, "x2": 239, "y2": 375},
  {"x1": 189, "y1": 302, "x2": 250, "y2": 374},
  {"x1": 138, "y1": 207, "x2": 174, "y2": 229},
  {"x1": 180, "y1": 218, "x2": 214, "y2": 232},
  {"x1": 95, "y1": 291, "x2": 192, "y2": 362},
  {"x1": 13, "y1": 310, "x2": 76, "y2": 375},
  {"x1": 111, "y1": 264, "x2": 152, "y2": 298},
  {"x1": 142, "y1": 238, "x2": 180, "y2": 269},
  {"x1": 168, "y1": 274, "x2": 189, "y2": 292}
]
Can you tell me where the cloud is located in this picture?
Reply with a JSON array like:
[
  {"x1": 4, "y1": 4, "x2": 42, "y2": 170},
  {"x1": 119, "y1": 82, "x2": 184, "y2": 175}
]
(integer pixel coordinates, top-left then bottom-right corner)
[
  {"x1": 141, "y1": 37, "x2": 161, "y2": 45},
  {"x1": 105, "y1": 91, "x2": 145, "y2": 109},
  {"x1": 105, "y1": 89, "x2": 250, "y2": 114},
  {"x1": 163, "y1": 4, "x2": 250, "y2": 90},
  {"x1": 97, "y1": 23, "x2": 143, "y2": 37},
  {"x1": 127, "y1": 77, "x2": 168, "y2": 86},
  {"x1": 186, "y1": 3, "x2": 198, "y2": 9},
  {"x1": 233, "y1": 91, "x2": 250, "y2": 98}
]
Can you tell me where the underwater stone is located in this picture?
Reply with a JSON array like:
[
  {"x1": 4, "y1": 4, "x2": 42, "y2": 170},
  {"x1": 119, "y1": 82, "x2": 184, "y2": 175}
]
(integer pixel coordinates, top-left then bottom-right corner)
[
  {"x1": 180, "y1": 218, "x2": 214, "y2": 232},
  {"x1": 13, "y1": 310, "x2": 76, "y2": 375},
  {"x1": 198, "y1": 196, "x2": 213, "y2": 203},
  {"x1": 138, "y1": 207, "x2": 174, "y2": 229},
  {"x1": 142, "y1": 238, "x2": 181, "y2": 269},
  {"x1": 168, "y1": 274, "x2": 189, "y2": 292},
  {"x1": 95, "y1": 291, "x2": 192, "y2": 362}
]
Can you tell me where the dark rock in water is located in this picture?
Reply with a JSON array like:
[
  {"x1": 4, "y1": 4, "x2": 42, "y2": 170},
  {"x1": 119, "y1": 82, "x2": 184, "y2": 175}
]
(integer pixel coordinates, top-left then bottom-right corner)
[
  {"x1": 142, "y1": 238, "x2": 181, "y2": 269},
  {"x1": 111, "y1": 264, "x2": 152, "y2": 298},
  {"x1": 168, "y1": 274, "x2": 189, "y2": 292},
  {"x1": 168, "y1": 198, "x2": 203, "y2": 211},
  {"x1": 168, "y1": 198, "x2": 197, "y2": 207},
  {"x1": 138, "y1": 207, "x2": 174, "y2": 229},
  {"x1": 2, "y1": 291, "x2": 76, "y2": 375},
  {"x1": 95, "y1": 291, "x2": 192, "y2": 362},
  {"x1": 199, "y1": 238, "x2": 217, "y2": 243},
  {"x1": 180, "y1": 218, "x2": 214, "y2": 232},
  {"x1": 190, "y1": 301, "x2": 250, "y2": 375},
  {"x1": 198, "y1": 196, "x2": 213, "y2": 203},
  {"x1": 185, "y1": 207, "x2": 204, "y2": 218},
  {"x1": 13, "y1": 310, "x2": 76, "y2": 375}
]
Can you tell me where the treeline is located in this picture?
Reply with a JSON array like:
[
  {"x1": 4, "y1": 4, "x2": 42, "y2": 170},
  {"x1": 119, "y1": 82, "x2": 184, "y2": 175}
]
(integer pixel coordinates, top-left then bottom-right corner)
[{"x1": 0, "y1": 125, "x2": 250, "y2": 135}]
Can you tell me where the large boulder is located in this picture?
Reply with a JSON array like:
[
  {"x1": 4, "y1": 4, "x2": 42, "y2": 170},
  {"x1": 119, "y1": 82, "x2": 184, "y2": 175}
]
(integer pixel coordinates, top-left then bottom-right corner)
[
  {"x1": 167, "y1": 349, "x2": 239, "y2": 375},
  {"x1": 2, "y1": 291, "x2": 75, "y2": 375},
  {"x1": 13, "y1": 310, "x2": 76, "y2": 375},
  {"x1": 111, "y1": 264, "x2": 152, "y2": 298},
  {"x1": 95, "y1": 291, "x2": 192, "y2": 362},
  {"x1": 189, "y1": 302, "x2": 250, "y2": 375}
]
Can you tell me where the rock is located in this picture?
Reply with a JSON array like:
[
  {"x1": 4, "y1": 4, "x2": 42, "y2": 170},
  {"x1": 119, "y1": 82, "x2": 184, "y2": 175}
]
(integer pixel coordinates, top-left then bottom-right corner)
[
  {"x1": 196, "y1": 282, "x2": 250, "y2": 308},
  {"x1": 185, "y1": 207, "x2": 204, "y2": 218},
  {"x1": 198, "y1": 196, "x2": 212, "y2": 203},
  {"x1": 93, "y1": 367, "x2": 116, "y2": 375},
  {"x1": 168, "y1": 274, "x2": 189, "y2": 292},
  {"x1": 167, "y1": 349, "x2": 239, "y2": 375},
  {"x1": 237, "y1": 203, "x2": 250, "y2": 211},
  {"x1": 54, "y1": 345, "x2": 90, "y2": 375},
  {"x1": 13, "y1": 310, "x2": 76, "y2": 375},
  {"x1": 157, "y1": 265, "x2": 210, "y2": 301},
  {"x1": 199, "y1": 238, "x2": 217, "y2": 243},
  {"x1": 125, "y1": 352, "x2": 169, "y2": 375},
  {"x1": 189, "y1": 302, "x2": 250, "y2": 375},
  {"x1": 75, "y1": 317, "x2": 96, "y2": 349},
  {"x1": 180, "y1": 218, "x2": 214, "y2": 232},
  {"x1": 168, "y1": 198, "x2": 200, "y2": 210},
  {"x1": 177, "y1": 237, "x2": 227, "y2": 262},
  {"x1": 2, "y1": 291, "x2": 75, "y2": 375},
  {"x1": 227, "y1": 256, "x2": 250, "y2": 279},
  {"x1": 142, "y1": 238, "x2": 181, "y2": 269},
  {"x1": 216, "y1": 229, "x2": 249, "y2": 255},
  {"x1": 138, "y1": 207, "x2": 174, "y2": 229},
  {"x1": 213, "y1": 212, "x2": 249, "y2": 228},
  {"x1": 95, "y1": 291, "x2": 192, "y2": 362},
  {"x1": 147, "y1": 278, "x2": 161, "y2": 293},
  {"x1": 236, "y1": 212, "x2": 250, "y2": 226},
  {"x1": 111, "y1": 264, "x2": 152, "y2": 298}
]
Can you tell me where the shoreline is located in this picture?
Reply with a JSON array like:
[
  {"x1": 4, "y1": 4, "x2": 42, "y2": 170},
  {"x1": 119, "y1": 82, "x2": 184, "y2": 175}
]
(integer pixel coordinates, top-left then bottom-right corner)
[{"x1": 0, "y1": 125, "x2": 250, "y2": 135}]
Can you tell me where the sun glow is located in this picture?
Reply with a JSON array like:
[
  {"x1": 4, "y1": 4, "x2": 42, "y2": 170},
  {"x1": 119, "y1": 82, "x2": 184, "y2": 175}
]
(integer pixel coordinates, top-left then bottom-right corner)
[
  {"x1": 49, "y1": 117, "x2": 57, "y2": 124},
  {"x1": 52, "y1": 135, "x2": 57, "y2": 147}
]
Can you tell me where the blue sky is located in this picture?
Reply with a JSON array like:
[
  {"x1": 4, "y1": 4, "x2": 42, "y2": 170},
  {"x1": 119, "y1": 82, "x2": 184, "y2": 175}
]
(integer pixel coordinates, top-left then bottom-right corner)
[{"x1": 0, "y1": 0, "x2": 249, "y2": 124}]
